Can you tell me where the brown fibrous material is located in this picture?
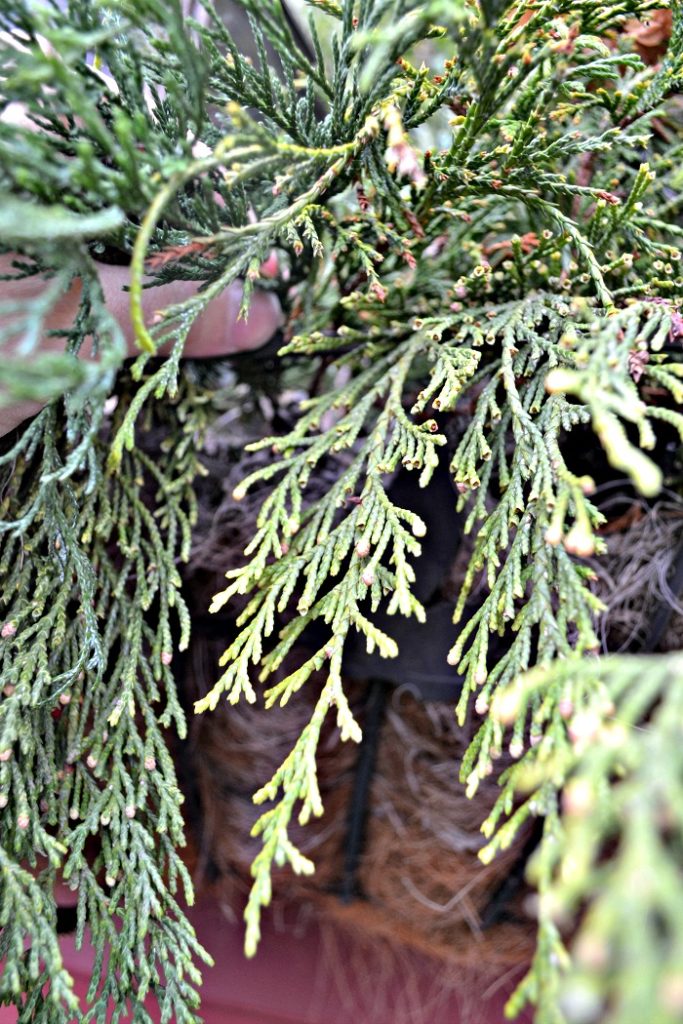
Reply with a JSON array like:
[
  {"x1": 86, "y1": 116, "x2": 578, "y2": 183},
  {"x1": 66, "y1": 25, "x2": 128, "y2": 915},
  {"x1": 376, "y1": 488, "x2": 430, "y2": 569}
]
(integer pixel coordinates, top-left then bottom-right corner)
[
  {"x1": 593, "y1": 497, "x2": 683, "y2": 653},
  {"x1": 187, "y1": 631, "x2": 533, "y2": 968}
]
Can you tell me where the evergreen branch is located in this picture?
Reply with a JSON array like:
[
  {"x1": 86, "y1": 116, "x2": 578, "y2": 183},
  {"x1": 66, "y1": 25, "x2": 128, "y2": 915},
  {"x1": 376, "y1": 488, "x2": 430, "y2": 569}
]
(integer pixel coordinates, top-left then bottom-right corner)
[
  {"x1": 486, "y1": 652, "x2": 683, "y2": 1024},
  {"x1": 3, "y1": 1, "x2": 683, "y2": 1018}
]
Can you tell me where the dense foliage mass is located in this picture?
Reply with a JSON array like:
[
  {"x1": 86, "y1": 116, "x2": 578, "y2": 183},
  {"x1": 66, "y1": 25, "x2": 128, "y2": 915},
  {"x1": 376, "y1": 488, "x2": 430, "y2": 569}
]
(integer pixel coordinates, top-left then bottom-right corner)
[{"x1": 1, "y1": 1, "x2": 682, "y2": 1021}]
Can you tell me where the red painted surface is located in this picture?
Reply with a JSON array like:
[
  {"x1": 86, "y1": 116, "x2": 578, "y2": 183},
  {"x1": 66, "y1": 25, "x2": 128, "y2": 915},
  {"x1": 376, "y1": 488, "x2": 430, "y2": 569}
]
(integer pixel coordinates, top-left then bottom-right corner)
[{"x1": 0, "y1": 897, "x2": 532, "y2": 1023}]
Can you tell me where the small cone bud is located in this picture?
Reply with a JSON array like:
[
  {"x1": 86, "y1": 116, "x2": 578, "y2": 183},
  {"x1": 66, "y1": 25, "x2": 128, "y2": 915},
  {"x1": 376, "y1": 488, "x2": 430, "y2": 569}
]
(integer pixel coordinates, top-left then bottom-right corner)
[
  {"x1": 144, "y1": 756, "x2": 157, "y2": 772},
  {"x1": 0, "y1": 749, "x2": 11, "y2": 762},
  {"x1": 545, "y1": 367, "x2": 578, "y2": 394},
  {"x1": 1, "y1": 621, "x2": 17, "y2": 639},
  {"x1": 559, "y1": 695, "x2": 574, "y2": 719},
  {"x1": 493, "y1": 689, "x2": 521, "y2": 725},
  {"x1": 563, "y1": 778, "x2": 594, "y2": 817},
  {"x1": 544, "y1": 522, "x2": 563, "y2": 547},
  {"x1": 161, "y1": 651, "x2": 173, "y2": 666},
  {"x1": 564, "y1": 523, "x2": 595, "y2": 558},
  {"x1": 575, "y1": 933, "x2": 610, "y2": 971},
  {"x1": 411, "y1": 519, "x2": 427, "y2": 538},
  {"x1": 568, "y1": 710, "x2": 601, "y2": 747},
  {"x1": 361, "y1": 567, "x2": 375, "y2": 586},
  {"x1": 125, "y1": 804, "x2": 136, "y2": 819},
  {"x1": 17, "y1": 813, "x2": 29, "y2": 830},
  {"x1": 355, "y1": 538, "x2": 371, "y2": 558}
]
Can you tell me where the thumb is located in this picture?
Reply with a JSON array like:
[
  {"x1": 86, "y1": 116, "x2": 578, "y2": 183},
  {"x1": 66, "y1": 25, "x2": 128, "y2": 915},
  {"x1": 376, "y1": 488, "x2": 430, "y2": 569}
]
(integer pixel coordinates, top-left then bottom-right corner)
[{"x1": 181, "y1": 280, "x2": 283, "y2": 358}]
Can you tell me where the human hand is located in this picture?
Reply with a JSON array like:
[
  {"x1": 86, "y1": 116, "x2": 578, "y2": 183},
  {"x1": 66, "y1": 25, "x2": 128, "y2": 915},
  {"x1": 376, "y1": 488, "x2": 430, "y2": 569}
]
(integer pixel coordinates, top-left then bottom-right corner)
[
  {"x1": 0, "y1": 92, "x2": 283, "y2": 436},
  {"x1": 0, "y1": 254, "x2": 283, "y2": 436}
]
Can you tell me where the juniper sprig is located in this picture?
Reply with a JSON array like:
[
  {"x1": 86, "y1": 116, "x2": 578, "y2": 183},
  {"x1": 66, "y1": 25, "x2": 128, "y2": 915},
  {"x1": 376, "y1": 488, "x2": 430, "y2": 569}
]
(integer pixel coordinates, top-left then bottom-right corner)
[{"x1": 1, "y1": 2, "x2": 683, "y2": 1022}]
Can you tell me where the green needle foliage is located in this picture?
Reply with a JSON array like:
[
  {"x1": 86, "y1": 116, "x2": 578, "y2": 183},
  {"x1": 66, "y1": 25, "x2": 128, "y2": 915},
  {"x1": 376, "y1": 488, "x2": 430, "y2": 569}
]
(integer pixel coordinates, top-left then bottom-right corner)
[
  {"x1": 1, "y1": 0, "x2": 682, "y2": 1021},
  {"x1": 487, "y1": 651, "x2": 683, "y2": 1024}
]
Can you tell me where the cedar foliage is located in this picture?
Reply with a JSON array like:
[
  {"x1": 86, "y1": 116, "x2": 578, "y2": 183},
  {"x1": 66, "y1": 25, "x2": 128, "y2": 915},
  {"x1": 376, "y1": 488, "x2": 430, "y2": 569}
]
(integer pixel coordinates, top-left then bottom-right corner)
[{"x1": 1, "y1": 1, "x2": 683, "y2": 1022}]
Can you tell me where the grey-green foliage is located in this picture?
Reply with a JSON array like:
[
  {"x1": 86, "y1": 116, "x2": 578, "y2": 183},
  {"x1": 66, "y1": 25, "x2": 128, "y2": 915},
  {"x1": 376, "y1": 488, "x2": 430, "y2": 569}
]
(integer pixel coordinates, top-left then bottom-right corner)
[
  {"x1": 0, "y1": 376, "x2": 213, "y2": 1022},
  {"x1": 1, "y1": 1, "x2": 683, "y2": 1022},
  {"x1": 1, "y1": 6, "x2": 216, "y2": 1019}
]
